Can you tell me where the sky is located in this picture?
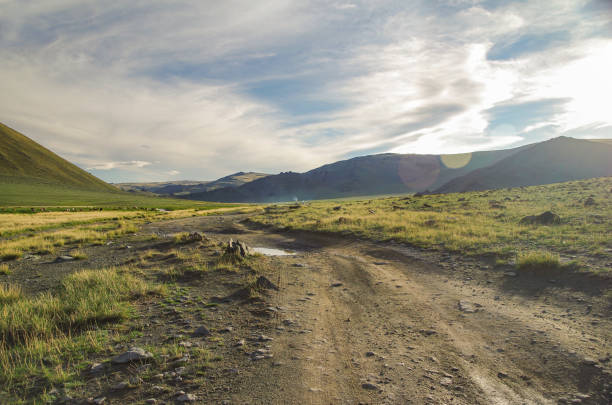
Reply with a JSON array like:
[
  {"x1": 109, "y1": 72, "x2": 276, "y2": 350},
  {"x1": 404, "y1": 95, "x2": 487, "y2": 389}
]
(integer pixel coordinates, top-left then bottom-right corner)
[{"x1": 0, "y1": 0, "x2": 611, "y2": 182}]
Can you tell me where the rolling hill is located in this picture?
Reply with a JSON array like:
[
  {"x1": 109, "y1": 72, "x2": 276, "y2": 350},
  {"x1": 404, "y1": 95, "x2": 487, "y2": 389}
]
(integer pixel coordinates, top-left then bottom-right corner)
[
  {"x1": 186, "y1": 146, "x2": 527, "y2": 203},
  {"x1": 186, "y1": 137, "x2": 611, "y2": 203},
  {"x1": 0, "y1": 123, "x2": 116, "y2": 192},
  {"x1": 0, "y1": 123, "x2": 221, "y2": 208},
  {"x1": 116, "y1": 172, "x2": 269, "y2": 196},
  {"x1": 433, "y1": 137, "x2": 612, "y2": 193}
]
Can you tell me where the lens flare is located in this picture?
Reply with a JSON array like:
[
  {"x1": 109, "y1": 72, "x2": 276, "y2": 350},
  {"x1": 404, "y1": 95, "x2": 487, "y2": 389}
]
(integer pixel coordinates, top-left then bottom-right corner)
[{"x1": 440, "y1": 153, "x2": 472, "y2": 169}]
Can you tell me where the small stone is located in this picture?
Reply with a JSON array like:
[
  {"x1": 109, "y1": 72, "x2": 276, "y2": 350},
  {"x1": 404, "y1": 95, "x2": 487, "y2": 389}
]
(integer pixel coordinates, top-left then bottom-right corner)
[
  {"x1": 235, "y1": 339, "x2": 246, "y2": 346},
  {"x1": 89, "y1": 362, "x2": 105, "y2": 375},
  {"x1": 331, "y1": 282, "x2": 343, "y2": 287},
  {"x1": 220, "y1": 327, "x2": 233, "y2": 333},
  {"x1": 193, "y1": 326, "x2": 211, "y2": 337},
  {"x1": 497, "y1": 371, "x2": 508, "y2": 378},
  {"x1": 458, "y1": 300, "x2": 480, "y2": 313},
  {"x1": 111, "y1": 381, "x2": 128, "y2": 390},
  {"x1": 111, "y1": 347, "x2": 152, "y2": 364},
  {"x1": 177, "y1": 393, "x2": 197, "y2": 402},
  {"x1": 440, "y1": 377, "x2": 453, "y2": 386},
  {"x1": 365, "y1": 351, "x2": 376, "y2": 357},
  {"x1": 54, "y1": 255, "x2": 75, "y2": 262},
  {"x1": 362, "y1": 383, "x2": 379, "y2": 390},
  {"x1": 93, "y1": 397, "x2": 106, "y2": 405},
  {"x1": 145, "y1": 399, "x2": 157, "y2": 404}
]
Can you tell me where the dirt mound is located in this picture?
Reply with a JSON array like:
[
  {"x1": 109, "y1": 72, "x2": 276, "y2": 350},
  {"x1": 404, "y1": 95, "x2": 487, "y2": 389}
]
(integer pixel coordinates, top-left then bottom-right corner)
[{"x1": 519, "y1": 211, "x2": 561, "y2": 225}]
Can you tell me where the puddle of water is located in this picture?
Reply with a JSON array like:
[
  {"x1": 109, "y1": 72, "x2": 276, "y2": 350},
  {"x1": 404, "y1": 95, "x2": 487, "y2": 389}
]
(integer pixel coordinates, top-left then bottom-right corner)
[{"x1": 253, "y1": 247, "x2": 295, "y2": 256}]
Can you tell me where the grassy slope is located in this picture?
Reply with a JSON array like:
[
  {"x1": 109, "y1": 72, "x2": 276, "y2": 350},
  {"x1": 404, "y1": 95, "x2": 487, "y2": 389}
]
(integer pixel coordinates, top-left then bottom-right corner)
[
  {"x1": 435, "y1": 137, "x2": 612, "y2": 193},
  {"x1": 251, "y1": 177, "x2": 611, "y2": 268},
  {"x1": 0, "y1": 123, "x2": 115, "y2": 192},
  {"x1": 0, "y1": 178, "x2": 230, "y2": 209},
  {"x1": 0, "y1": 123, "x2": 232, "y2": 208}
]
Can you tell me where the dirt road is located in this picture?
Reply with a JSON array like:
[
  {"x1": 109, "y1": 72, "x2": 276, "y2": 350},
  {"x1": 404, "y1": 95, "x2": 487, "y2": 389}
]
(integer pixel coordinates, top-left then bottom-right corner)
[{"x1": 144, "y1": 213, "x2": 611, "y2": 405}]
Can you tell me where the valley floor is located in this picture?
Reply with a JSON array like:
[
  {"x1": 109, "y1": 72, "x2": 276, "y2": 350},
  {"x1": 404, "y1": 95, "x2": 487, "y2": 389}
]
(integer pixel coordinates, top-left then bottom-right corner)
[{"x1": 3, "y1": 212, "x2": 611, "y2": 404}]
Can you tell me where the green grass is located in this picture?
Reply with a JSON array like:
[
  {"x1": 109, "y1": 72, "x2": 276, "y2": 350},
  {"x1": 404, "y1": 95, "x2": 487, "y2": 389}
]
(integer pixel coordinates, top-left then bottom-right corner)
[
  {"x1": 0, "y1": 178, "x2": 235, "y2": 209},
  {"x1": 516, "y1": 251, "x2": 562, "y2": 272},
  {"x1": 0, "y1": 263, "x2": 11, "y2": 275},
  {"x1": 0, "y1": 267, "x2": 165, "y2": 402},
  {"x1": 251, "y1": 177, "x2": 611, "y2": 269}
]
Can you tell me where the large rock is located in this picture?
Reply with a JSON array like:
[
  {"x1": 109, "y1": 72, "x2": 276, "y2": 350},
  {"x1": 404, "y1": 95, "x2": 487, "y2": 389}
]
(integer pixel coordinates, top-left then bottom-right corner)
[
  {"x1": 226, "y1": 239, "x2": 251, "y2": 257},
  {"x1": 111, "y1": 347, "x2": 153, "y2": 364},
  {"x1": 519, "y1": 211, "x2": 560, "y2": 225}
]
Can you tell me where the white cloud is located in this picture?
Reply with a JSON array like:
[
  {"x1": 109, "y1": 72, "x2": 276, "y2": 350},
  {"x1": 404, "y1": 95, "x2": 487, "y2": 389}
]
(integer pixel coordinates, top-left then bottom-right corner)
[
  {"x1": 0, "y1": 0, "x2": 610, "y2": 182},
  {"x1": 87, "y1": 161, "x2": 152, "y2": 170}
]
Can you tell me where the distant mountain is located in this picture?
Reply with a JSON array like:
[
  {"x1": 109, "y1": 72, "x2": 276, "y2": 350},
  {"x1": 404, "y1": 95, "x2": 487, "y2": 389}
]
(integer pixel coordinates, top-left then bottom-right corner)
[
  {"x1": 116, "y1": 180, "x2": 211, "y2": 195},
  {"x1": 186, "y1": 146, "x2": 527, "y2": 203},
  {"x1": 434, "y1": 137, "x2": 612, "y2": 193},
  {"x1": 116, "y1": 172, "x2": 269, "y2": 196},
  {"x1": 0, "y1": 122, "x2": 116, "y2": 192}
]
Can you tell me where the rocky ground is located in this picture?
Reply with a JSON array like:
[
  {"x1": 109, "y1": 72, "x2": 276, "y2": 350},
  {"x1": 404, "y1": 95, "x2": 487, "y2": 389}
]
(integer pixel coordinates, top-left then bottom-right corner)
[{"x1": 6, "y1": 212, "x2": 611, "y2": 404}]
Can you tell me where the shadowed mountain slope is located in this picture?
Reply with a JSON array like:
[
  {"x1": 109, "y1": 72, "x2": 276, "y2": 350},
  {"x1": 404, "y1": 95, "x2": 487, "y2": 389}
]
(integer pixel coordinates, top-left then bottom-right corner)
[
  {"x1": 186, "y1": 146, "x2": 526, "y2": 203},
  {"x1": 434, "y1": 137, "x2": 612, "y2": 193}
]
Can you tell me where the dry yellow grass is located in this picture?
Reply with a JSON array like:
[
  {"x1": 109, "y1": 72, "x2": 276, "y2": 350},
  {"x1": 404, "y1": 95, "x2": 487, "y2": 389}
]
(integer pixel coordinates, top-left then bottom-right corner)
[
  {"x1": 0, "y1": 211, "x2": 141, "y2": 236},
  {"x1": 252, "y1": 177, "x2": 612, "y2": 263}
]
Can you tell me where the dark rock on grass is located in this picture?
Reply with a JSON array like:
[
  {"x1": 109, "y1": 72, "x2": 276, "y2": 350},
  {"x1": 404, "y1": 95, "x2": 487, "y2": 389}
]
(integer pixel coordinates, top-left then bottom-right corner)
[
  {"x1": 187, "y1": 231, "x2": 205, "y2": 242},
  {"x1": 331, "y1": 282, "x2": 343, "y2": 287},
  {"x1": 111, "y1": 347, "x2": 153, "y2": 364},
  {"x1": 54, "y1": 255, "x2": 75, "y2": 263},
  {"x1": 193, "y1": 326, "x2": 211, "y2": 337},
  {"x1": 519, "y1": 211, "x2": 560, "y2": 225},
  {"x1": 362, "y1": 382, "x2": 379, "y2": 390},
  {"x1": 255, "y1": 275, "x2": 279, "y2": 291},
  {"x1": 584, "y1": 196, "x2": 596, "y2": 206}
]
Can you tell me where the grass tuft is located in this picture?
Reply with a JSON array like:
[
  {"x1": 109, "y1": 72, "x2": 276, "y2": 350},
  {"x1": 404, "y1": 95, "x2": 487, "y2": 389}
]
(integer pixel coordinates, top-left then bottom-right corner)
[
  {"x1": 516, "y1": 251, "x2": 561, "y2": 273},
  {"x1": 0, "y1": 267, "x2": 165, "y2": 400},
  {"x1": 0, "y1": 264, "x2": 11, "y2": 275},
  {"x1": 0, "y1": 284, "x2": 22, "y2": 305},
  {"x1": 69, "y1": 249, "x2": 87, "y2": 260}
]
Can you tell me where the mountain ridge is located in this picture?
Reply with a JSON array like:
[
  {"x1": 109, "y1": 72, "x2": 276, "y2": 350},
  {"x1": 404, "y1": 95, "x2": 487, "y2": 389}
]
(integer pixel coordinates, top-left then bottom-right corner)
[{"x1": 185, "y1": 137, "x2": 611, "y2": 202}]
